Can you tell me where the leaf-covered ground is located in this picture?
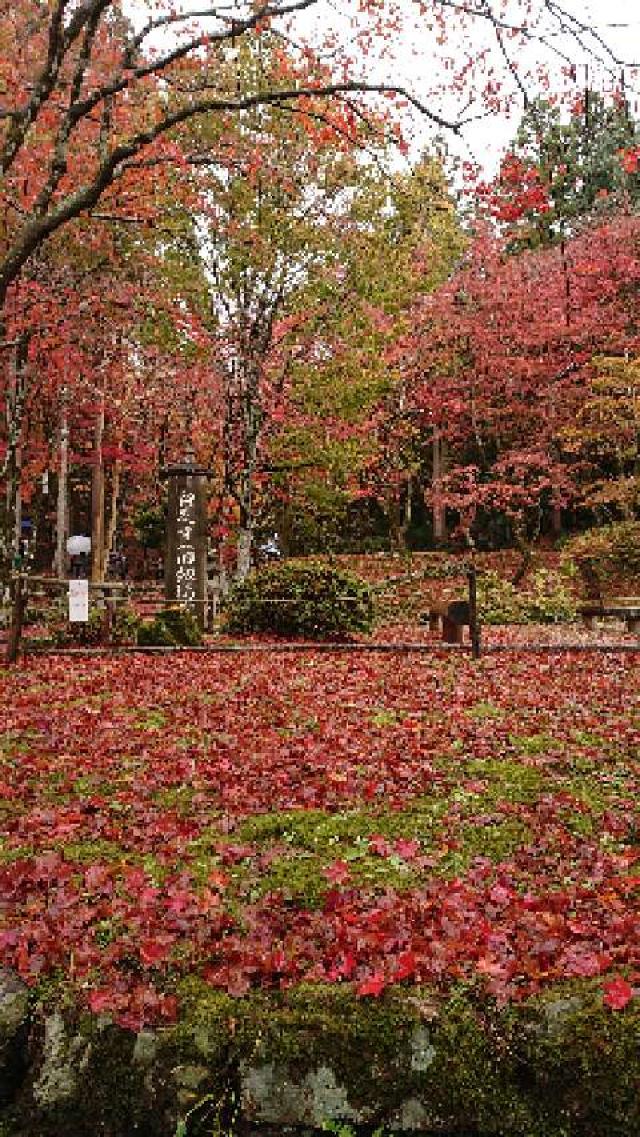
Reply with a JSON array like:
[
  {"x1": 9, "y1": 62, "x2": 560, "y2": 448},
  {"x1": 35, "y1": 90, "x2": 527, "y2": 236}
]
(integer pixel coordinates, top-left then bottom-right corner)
[{"x1": 1, "y1": 647, "x2": 638, "y2": 1031}]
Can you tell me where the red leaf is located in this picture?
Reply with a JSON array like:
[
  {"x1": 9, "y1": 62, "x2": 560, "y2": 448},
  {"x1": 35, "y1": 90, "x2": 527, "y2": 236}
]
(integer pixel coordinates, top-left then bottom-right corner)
[
  {"x1": 88, "y1": 989, "x2": 115, "y2": 1014},
  {"x1": 393, "y1": 949, "x2": 417, "y2": 980},
  {"x1": 602, "y1": 977, "x2": 634, "y2": 1010},
  {"x1": 139, "y1": 936, "x2": 174, "y2": 967},
  {"x1": 357, "y1": 972, "x2": 386, "y2": 997},
  {"x1": 393, "y1": 838, "x2": 420, "y2": 860},
  {"x1": 208, "y1": 868, "x2": 229, "y2": 889},
  {"x1": 323, "y1": 860, "x2": 351, "y2": 885},
  {"x1": 368, "y1": 834, "x2": 391, "y2": 857}
]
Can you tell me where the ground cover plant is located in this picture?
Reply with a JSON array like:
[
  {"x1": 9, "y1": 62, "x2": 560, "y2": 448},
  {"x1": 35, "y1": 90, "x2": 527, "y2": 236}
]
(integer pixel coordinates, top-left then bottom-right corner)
[{"x1": 1, "y1": 647, "x2": 637, "y2": 1034}]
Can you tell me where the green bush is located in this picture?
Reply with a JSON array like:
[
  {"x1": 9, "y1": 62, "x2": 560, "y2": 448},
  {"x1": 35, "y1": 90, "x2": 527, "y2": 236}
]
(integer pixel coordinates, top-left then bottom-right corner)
[
  {"x1": 477, "y1": 571, "x2": 524, "y2": 624},
  {"x1": 133, "y1": 500, "x2": 167, "y2": 550},
  {"x1": 223, "y1": 561, "x2": 374, "y2": 639},
  {"x1": 563, "y1": 522, "x2": 640, "y2": 598},
  {"x1": 137, "y1": 605, "x2": 202, "y2": 647},
  {"x1": 44, "y1": 600, "x2": 141, "y2": 646},
  {"x1": 478, "y1": 569, "x2": 576, "y2": 625}
]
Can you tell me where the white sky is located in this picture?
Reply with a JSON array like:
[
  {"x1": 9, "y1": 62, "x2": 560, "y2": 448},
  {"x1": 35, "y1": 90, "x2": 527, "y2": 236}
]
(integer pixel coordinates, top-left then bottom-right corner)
[
  {"x1": 127, "y1": 0, "x2": 640, "y2": 178},
  {"x1": 410, "y1": 0, "x2": 640, "y2": 177}
]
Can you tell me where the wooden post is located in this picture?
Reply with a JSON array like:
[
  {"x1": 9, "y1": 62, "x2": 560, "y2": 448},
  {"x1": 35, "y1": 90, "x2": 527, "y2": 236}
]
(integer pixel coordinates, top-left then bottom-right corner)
[
  {"x1": 467, "y1": 563, "x2": 481, "y2": 660},
  {"x1": 101, "y1": 589, "x2": 115, "y2": 644},
  {"x1": 5, "y1": 575, "x2": 26, "y2": 664}
]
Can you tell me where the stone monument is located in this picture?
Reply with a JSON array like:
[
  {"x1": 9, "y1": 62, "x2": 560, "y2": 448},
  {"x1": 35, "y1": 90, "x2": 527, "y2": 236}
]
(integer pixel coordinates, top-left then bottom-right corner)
[{"x1": 161, "y1": 451, "x2": 211, "y2": 629}]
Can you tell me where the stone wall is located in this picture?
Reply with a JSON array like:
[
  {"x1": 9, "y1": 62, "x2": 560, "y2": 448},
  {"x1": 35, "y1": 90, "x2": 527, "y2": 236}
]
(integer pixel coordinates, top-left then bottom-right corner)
[{"x1": 1, "y1": 970, "x2": 638, "y2": 1136}]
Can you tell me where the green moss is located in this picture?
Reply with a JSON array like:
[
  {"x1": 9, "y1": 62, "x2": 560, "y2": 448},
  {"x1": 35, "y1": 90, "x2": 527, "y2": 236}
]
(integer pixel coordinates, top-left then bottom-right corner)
[
  {"x1": 0, "y1": 730, "x2": 37, "y2": 758},
  {"x1": 247, "y1": 851, "x2": 329, "y2": 907},
  {"x1": 508, "y1": 982, "x2": 640, "y2": 1136},
  {"x1": 154, "y1": 784, "x2": 199, "y2": 814},
  {"x1": 509, "y1": 732, "x2": 563, "y2": 756},
  {"x1": 416, "y1": 986, "x2": 536, "y2": 1133},
  {"x1": 58, "y1": 839, "x2": 132, "y2": 865},
  {"x1": 169, "y1": 982, "x2": 422, "y2": 1130},
  {"x1": 256, "y1": 983, "x2": 420, "y2": 1111},
  {"x1": 3, "y1": 979, "x2": 638, "y2": 1136},
  {"x1": 439, "y1": 819, "x2": 532, "y2": 876},
  {"x1": 234, "y1": 799, "x2": 535, "y2": 899},
  {"x1": 570, "y1": 730, "x2": 607, "y2": 748},
  {"x1": 0, "y1": 841, "x2": 35, "y2": 863},
  {"x1": 465, "y1": 758, "x2": 544, "y2": 804},
  {"x1": 369, "y1": 707, "x2": 402, "y2": 728},
  {"x1": 134, "y1": 709, "x2": 168, "y2": 731},
  {"x1": 244, "y1": 848, "x2": 422, "y2": 907},
  {"x1": 236, "y1": 801, "x2": 445, "y2": 852},
  {"x1": 71, "y1": 775, "x2": 115, "y2": 798},
  {"x1": 31, "y1": 968, "x2": 79, "y2": 1011},
  {"x1": 465, "y1": 701, "x2": 504, "y2": 721}
]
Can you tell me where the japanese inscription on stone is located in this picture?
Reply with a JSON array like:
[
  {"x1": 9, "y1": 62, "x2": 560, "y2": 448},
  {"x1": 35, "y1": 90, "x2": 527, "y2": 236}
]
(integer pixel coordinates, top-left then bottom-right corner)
[
  {"x1": 163, "y1": 456, "x2": 211, "y2": 628},
  {"x1": 176, "y1": 488, "x2": 197, "y2": 606}
]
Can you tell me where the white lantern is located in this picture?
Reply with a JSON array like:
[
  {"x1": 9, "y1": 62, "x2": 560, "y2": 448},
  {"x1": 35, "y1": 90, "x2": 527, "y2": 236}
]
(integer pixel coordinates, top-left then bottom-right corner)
[{"x1": 66, "y1": 535, "x2": 91, "y2": 556}]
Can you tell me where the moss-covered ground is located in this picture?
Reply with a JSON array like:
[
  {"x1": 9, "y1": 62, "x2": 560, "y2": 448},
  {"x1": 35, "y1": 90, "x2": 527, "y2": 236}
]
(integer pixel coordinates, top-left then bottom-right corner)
[{"x1": 0, "y1": 632, "x2": 638, "y2": 1134}]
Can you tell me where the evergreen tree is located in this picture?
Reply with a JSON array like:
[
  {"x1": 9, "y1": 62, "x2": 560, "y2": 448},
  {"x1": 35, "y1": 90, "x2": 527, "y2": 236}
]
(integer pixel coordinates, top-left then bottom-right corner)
[{"x1": 493, "y1": 93, "x2": 640, "y2": 249}]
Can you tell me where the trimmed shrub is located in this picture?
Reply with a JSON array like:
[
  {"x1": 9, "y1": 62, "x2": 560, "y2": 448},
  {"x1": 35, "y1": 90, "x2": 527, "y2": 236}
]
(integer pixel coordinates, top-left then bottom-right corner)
[
  {"x1": 478, "y1": 569, "x2": 576, "y2": 625},
  {"x1": 137, "y1": 605, "x2": 202, "y2": 647},
  {"x1": 521, "y1": 568, "x2": 577, "y2": 623},
  {"x1": 563, "y1": 522, "x2": 640, "y2": 599},
  {"x1": 223, "y1": 561, "x2": 374, "y2": 639},
  {"x1": 477, "y1": 571, "x2": 523, "y2": 625}
]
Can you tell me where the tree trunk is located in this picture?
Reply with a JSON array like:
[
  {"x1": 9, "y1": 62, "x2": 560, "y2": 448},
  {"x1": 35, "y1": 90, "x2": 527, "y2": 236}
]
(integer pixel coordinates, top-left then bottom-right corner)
[
  {"x1": 91, "y1": 401, "x2": 105, "y2": 583},
  {"x1": 511, "y1": 511, "x2": 541, "y2": 587},
  {"x1": 54, "y1": 390, "x2": 69, "y2": 577},
  {"x1": 103, "y1": 458, "x2": 121, "y2": 569},
  {"x1": 386, "y1": 490, "x2": 406, "y2": 554},
  {"x1": 1, "y1": 332, "x2": 28, "y2": 587},
  {"x1": 13, "y1": 437, "x2": 22, "y2": 556},
  {"x1": 226, "y1": 355, "x2": 261, "y2": 581},
  {"x1": 236, "y1": 515, "x2": 253, "y2": 581},
  {"x1": 432, "y1": 429, "x2": 447, "y2": 544}
]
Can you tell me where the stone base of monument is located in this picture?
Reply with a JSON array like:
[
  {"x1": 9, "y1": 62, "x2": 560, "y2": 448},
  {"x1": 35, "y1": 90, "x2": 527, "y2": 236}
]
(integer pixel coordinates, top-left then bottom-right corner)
[{"x1": 1, "y1": 970, "x2": 637, "y2": 1136}]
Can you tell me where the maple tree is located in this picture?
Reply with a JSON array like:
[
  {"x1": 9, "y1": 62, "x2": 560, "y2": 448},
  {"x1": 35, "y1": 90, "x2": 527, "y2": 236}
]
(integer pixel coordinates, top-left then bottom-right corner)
[
  {"x1": 261, "y1": 154, "x2": 465, "y2": 554},
  {"x1": 391, "y1": 203, "x2": 640, "y2": 564},
  {"x1": 1, "y1": 0, "x2": 637, "y2": 579},
  {"x1": 0, "y1": 199, "x2": 204, "y2": 579}
]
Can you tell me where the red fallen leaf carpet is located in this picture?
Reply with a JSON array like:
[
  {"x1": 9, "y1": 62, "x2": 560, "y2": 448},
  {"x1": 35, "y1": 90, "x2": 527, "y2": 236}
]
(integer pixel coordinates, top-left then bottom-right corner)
[{"x1": 1, "y1": 647, "x2": 637, "y2": 1031}]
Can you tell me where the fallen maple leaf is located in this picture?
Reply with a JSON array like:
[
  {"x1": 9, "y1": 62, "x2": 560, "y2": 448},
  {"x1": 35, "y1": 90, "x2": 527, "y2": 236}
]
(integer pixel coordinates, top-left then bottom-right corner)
[
  {"x1": 357, "y1": 972, "x2": 386, "y2": 997},
  {"x1": 88, "y1": 989, "x2": 115, "y2": 1014},
  {"x1": 368, "y1": 834, "x2": 391, "y2": 857},
  {"x1": 393, "y1": 838, "x2": 420, "y2": 860},
  {"x1": 393, "y1": 949, "x2": 417, "y2": 981},
  {"x1": 323, "y1": 860, "x2": 351, "y2": 885},
  {"x1": 139, "y1": 936, "x2": 174, "y2": 967},
  {"x1": 602, "y1": 976, "x2": 634, "y2": 1010}
]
